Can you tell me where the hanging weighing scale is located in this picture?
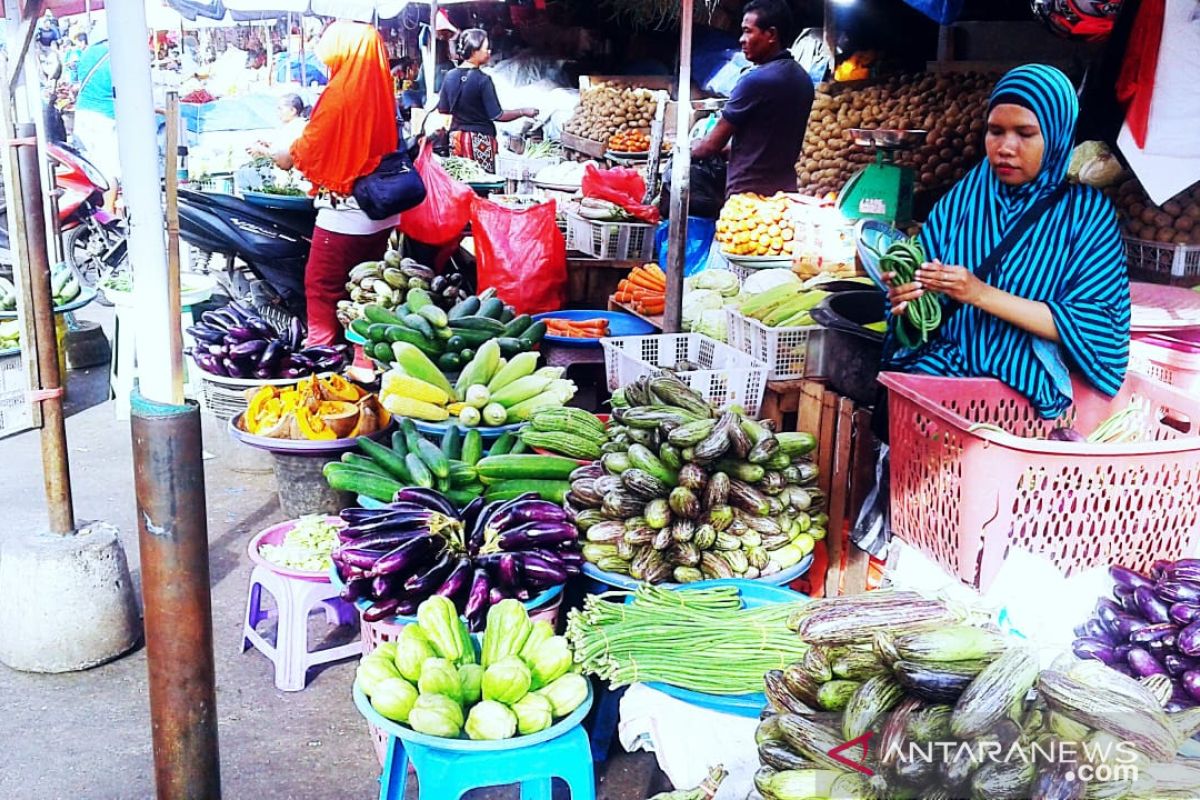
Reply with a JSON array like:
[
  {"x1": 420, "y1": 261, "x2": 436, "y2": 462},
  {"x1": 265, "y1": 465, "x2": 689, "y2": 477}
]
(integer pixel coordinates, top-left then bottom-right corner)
[{"x1": 836, "y1": 129, "x2": 927, "y2": 225}]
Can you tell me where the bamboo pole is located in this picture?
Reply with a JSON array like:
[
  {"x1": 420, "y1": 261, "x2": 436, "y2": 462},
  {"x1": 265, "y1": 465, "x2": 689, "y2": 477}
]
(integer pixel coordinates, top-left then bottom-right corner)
[{"x1": 662, "y1": 0, "x2": 694, "y2": 333}]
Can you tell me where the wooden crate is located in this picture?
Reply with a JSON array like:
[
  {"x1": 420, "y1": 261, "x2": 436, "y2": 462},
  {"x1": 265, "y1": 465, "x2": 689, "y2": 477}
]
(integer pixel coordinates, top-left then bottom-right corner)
[{"x1": 766, "y1": 379, "x2": 881, "y2": 598}]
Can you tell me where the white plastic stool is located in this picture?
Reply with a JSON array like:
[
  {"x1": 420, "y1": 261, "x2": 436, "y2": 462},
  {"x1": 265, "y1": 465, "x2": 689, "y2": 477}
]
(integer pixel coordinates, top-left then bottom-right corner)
[{"x1": 241, "y1": 564, "x2": 360, "y2": 691}]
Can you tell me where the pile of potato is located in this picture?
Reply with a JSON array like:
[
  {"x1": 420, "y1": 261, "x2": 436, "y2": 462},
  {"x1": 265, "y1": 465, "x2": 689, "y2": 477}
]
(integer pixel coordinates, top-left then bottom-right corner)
[
  {"x1": 796, "y1": 72, "x2": 994, "y2": 205},
  {"x1": 1107, "y1": 177, "x2": 1200, "y2": 246},
  {"x1": 564, "y1": 83, "x2": 661, "y2": 143}
]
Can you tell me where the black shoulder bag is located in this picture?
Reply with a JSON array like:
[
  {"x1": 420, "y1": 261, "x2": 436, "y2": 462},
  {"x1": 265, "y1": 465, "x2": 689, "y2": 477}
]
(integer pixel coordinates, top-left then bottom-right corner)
[{"x1": 872, "y1": 181, "x2": 1069, "y2": 441}]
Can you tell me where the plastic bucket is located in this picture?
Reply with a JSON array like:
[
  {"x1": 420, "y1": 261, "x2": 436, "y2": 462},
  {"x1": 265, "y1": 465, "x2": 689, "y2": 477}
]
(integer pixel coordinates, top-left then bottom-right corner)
[
  {"x1": 270, "y1": 452, "x2": 352, "y2": 517},
  {"x1": 809, "y1": 290, "x2": 885, "y2": 405}
]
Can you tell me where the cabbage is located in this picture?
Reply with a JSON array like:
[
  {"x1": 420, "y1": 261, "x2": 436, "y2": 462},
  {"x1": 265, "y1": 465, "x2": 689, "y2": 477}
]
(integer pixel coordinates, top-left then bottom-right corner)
[
  {"x1": 682, "y1": 289, "x2": 724, "y2": 330},
  {"x1": 1068, "y1": 141, "x2": 1124, "y2": 188},
  {"x1": 740, "y1": 268, "x2": 800, "y2": 298},
  {"x1": 259, "y1": 515, "x2": 339, "y2": 573},
  {"x1": 692, "y1": 309, "x2": 728, "y2": 342},
  {"x1": 688, "y1": 269, "x2": 740, "y2": 298}
]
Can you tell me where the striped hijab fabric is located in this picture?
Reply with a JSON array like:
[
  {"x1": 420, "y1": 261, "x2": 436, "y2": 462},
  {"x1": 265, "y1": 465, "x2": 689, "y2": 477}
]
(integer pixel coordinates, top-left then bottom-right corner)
[{"x1": 892, "y1": 64, "x2": 1130, "y2": 418}]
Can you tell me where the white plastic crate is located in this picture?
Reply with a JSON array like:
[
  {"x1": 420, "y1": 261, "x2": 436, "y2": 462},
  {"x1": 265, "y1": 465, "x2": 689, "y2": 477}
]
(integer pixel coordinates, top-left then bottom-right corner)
[
  {"x1": 567, "y1": 214, "x2": 656, "y2": 261},
  {"x1": 725, "y1": 308, "x2": 823, "y2": 381},
  {"x1": 1124, "y1": 236, "x2": 1200, "y2": 286},
  {"x1": 601, "y1": 333, "x2": 769, "y2": 416},
  {"x1": 0, "y1": 350, "x2": 31, "y2": 438}
]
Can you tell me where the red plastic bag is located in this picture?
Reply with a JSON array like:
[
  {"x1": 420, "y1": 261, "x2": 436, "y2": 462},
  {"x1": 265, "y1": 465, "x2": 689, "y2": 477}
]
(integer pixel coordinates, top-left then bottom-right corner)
[
  {"x1": 471, "y1": 196, "x2": 567, "y2": 316},
  {"x1": 581, "y1": 163, "x2": 661, "y2": 224},
  {"x1": 399, "y1": 141, "x2": 474, "y2": 246}
]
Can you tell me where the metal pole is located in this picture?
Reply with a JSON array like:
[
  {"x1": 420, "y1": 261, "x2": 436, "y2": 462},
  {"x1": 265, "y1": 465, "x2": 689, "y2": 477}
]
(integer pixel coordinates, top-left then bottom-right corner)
[
  {"x1": 131, "y1": 395, "x2": 221, "y2": 800},
  {"x1": 15, "y1": 122, "x2": 73, "y2": 533},
  {"x1": 662, "y1": 0, "x2": 694, "y2": 334}
]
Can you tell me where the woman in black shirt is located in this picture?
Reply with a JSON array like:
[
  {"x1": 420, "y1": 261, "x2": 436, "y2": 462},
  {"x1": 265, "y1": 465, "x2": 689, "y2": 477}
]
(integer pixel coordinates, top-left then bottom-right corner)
[{"x1": 438, "y1": 29, "x2": 537, "y2": 173}]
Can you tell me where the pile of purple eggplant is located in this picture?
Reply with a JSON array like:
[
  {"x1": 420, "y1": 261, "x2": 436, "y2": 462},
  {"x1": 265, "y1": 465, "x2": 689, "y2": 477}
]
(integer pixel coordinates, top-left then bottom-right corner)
[
  {"x1": 332, "y1": 488, "x2": 581, "y2": 629},
  {"x1": 1074, "y1": 560, "x2": 1200, "y2": 710},
  {"x1": 186, "y1": 301, "x2": 348, "y2": 379}
]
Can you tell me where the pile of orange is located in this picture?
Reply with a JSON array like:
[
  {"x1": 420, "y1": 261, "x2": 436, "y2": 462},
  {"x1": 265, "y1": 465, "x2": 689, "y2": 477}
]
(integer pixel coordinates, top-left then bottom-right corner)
[
  {"x1": 608, "y1": 129, "x2": 652, "y2": 153},
  {"x1": 715, "y1": 193, "x2": 797, "y2": 258}
]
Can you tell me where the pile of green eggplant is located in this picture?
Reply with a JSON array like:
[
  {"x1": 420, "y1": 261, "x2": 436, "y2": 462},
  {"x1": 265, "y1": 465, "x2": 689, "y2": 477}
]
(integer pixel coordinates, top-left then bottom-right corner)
[
  {"x1": 335, "y1": 236, "x2": 471, "y2": 328},
  {"x1": 755, "y1": 590, "x2": 1200, "y2": 800},
  {"x1": 568, "y1": 373, "x2": 825, "y2": 583}
]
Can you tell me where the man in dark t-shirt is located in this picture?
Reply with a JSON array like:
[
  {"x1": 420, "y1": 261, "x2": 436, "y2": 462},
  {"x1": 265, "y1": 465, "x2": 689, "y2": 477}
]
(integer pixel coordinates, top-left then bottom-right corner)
[{"x1": 692, "y1": 0, "x2": 814, "y2": 198}]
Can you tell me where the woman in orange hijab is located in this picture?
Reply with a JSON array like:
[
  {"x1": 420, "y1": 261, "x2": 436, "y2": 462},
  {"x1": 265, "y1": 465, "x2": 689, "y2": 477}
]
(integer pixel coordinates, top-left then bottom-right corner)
[{"x1": 266, "y1": 21, "x2": 398, "y2": 345}]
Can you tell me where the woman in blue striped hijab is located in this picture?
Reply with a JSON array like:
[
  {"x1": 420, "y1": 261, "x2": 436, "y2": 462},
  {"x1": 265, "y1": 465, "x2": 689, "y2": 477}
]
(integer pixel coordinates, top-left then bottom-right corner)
[{"x1": 887, "y1": 64, "x2": 1130, "y2": 418}]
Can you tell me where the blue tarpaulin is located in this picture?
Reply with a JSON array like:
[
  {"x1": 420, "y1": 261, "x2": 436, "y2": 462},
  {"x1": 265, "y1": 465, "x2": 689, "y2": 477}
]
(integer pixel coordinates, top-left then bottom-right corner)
[{"x1": 180, "y1": 95, "x2": 279, "y2": 134}]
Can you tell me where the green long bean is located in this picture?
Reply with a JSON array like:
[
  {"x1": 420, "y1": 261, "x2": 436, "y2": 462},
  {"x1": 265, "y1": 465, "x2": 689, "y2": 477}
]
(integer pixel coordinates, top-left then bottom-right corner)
[{"x1": 883, "y1": 237, "x2": 942, "y2": 349}]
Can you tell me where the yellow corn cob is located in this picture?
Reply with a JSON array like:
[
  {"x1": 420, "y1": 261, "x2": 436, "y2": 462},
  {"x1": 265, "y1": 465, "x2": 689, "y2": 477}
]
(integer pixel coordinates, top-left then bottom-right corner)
[
  {"x1": 447, "y1": 402, "x2": 469, "y2": 415},
  {"x1": 381, "y1": 394, "x2": 449, "y2": 421},
  {"x1": 382, "y1": 371, "x2": 450, "y2": 406}
]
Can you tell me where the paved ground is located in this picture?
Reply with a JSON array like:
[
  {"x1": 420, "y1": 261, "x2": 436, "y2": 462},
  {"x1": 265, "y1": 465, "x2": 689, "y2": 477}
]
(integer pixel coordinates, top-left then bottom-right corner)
[{"x1": 0, "y1": 306, "x2": 664, "y2": 800}]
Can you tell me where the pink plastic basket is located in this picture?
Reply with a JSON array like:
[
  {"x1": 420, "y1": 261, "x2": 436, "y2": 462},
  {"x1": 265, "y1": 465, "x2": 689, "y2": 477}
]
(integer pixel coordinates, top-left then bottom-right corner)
[
  {"x1": 358, "y1": 593, "x2": 564, "y2": 765},
  {"x1": 880, "y1": 371, "x2": 1200, "y2": 591},
  {"x1": 1131, "y1": 331, "x2": 1200, "y2": 394}
]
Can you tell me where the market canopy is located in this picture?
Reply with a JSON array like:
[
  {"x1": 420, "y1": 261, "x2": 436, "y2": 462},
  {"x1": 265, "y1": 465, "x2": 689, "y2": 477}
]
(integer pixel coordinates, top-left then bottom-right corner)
[{"x1": 167, "y1": 0, "x2": 498, "y2": 22}]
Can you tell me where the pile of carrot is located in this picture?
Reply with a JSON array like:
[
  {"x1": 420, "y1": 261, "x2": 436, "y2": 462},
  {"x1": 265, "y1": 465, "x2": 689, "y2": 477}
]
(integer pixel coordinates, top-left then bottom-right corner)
[
  {"x1": 613, "y1": 263, "x2": 666, "y2": 316},
  {"x1": 545, "y1": 317, "x2": 610, "y2": 339}
]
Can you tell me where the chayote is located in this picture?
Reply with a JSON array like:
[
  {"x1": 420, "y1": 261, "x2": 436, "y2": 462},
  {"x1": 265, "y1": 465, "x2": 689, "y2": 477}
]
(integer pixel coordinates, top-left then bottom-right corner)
[
  {"x1": 526, "y1": 635, "x2": 572, "y2": 690},
  {"x1": 370, "y1": 677, "x2": 418, "y2": 723},
  {"x1": 356, "y1": 655, "x2": 403, "y2": 698},
  {"x1": 519, "y1": 620, "x2": 556, "y2": 661},
  {"x1": 417, "y1": 595, "x2": 464, "y2": 663},
  {"x1": 481, "y1": 599, "x2": 532, "y2": 668},
  {"x1": 418, "y1": 657, "x2": 463, "y2": 704},
  {"x1": 458, "y1": 663, "x2": 484, "y2": 705},
  {"x1": 464, "y1": 699, "x2": 518, "y2": 741},
  {"x1": 407, "y1": 693, "x2": 464, "y2": 738},
  {"x1": 394, "y1": 625, "x2": 436, "y2": 683},
  {"x1": 536, "y1": 673, "x2": 588, "y2": 718},
  {"x1": 482, "y1": 655, "x2": 532, "y2": 706},
  {"x1": 511, "y1": 691, "x2": 553, "y2": 736}
]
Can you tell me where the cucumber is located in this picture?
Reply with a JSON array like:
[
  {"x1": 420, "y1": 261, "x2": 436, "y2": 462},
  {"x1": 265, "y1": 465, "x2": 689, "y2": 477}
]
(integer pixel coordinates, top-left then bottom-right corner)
[
  {"x1": 460, "y1": 348, "x2": 475, "y2": 362},
  {"x1": 339, "y1": 452, "x2": 392, "y2": 478},
  {"x1": 499, "y1": 306, "x2": 515, "y2": 324},
  {"x1": 441, "y1": 426, "x2": 462, "y2": 460},
  {"x1": 448, "y1": 461, "x2": 478, "y2": 486},
  {"x1": 363, "y1": 304, "x2": 406, "y2": 326},
  {"x1": 446, "y1": 335, "x2": 467, "y2": 353},
  {"x1": 484, "y1": 479, "x2": 570, "y2": 504},
  {"x1": 373, "y1": 342, "x2": 395, "y2": 362},
  {"x1": 489, "y1": 431, "x2": 517, "y2": 456},
  {"x1": 437, "y1": 352, "x2": 464, "y2": 371},
  {"x1": 417, "y1": 305, "x2": 449, "y2": 329},
  {"x1": 405, "y1": 452, "x2": 434, "y2": 488},
  {"x1": 349, "y1": 318, "x2": 372, "y2": 339},
  {"x1": 448, "y1": 296, "x2": 481, "y2": 320},
  {"x1": 501, "y1": 314, "x2": 533, "y2": 338},
  {"x1": 356, "y1": 436, "x2": 412, "y2": 482},
  {"x1": 449, "y1": 316, "x2": 507, "y2": 334},
  {"x1": 391, "y1": 431, "x2": 408, "y2": 458},
  {"x1": 475, "y1": 453, "x2": 579, "y2": 483},
  {"x1": 403, "y1": 313, "x2": 436, "y2": 340},
  {"x1": 461, "y1": 429, "x2": 483, "y2": 465},
  {"x1": 322, "y1": 463, "x2": 403, "y2": 503},
  {"x1": 444, "y1": 484, "x2": 486, "y2": 509},
  {"x1": 509, "y1": 438, "x2": 529, "y2": 455},
  {"x1": 495, "y1": 337, "x2": 525, "y2": 358},
  {"x1": 477, "y1": 297, "x2": 505, "y2": 320},
  {"x1": 405, "y1": 288, "x2": 433, "y2": 312},
  {"x1": 446, "y1": 327, "x2": 495, "y2": 348},
  {"x1": 522, "y1": 321, "x2": 547, "y2": 344},
  {"x1": 367, "y1": 322, "x2": 395, "y2": 342},
  {"x1": 402, "y1": 418, "x2": 450, "y2": 479}
]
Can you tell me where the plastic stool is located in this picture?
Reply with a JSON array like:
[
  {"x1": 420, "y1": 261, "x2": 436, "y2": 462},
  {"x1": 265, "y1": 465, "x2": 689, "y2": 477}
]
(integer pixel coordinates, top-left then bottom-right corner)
[
  {"x1": 241, "y1": 564, "x2": 360, "y2": 691},
  {"x1": 379, "y1": 725, "x2": 595, "y2": 800}
]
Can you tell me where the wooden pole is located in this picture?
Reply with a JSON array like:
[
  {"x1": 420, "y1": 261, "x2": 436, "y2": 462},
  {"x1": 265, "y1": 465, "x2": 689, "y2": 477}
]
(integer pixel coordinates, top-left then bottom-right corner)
[
  {"x1": 662, "y1": 0, "x2": 694, "y2": 334},
  {"x1": 164, "y1": 91, "x2": 184, "y2": 402}
]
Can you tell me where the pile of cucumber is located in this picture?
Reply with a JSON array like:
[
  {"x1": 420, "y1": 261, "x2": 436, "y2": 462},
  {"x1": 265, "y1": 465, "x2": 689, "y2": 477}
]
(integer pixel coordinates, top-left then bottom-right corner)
[{"x1": 349, "y1": 287, "x2": 546, "y2": 374}]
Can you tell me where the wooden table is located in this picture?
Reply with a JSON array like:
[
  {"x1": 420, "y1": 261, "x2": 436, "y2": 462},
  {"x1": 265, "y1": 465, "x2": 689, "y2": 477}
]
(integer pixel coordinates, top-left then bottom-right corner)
[{"x1": 606, "y1": 298, "x2": 663, "y2": 331}]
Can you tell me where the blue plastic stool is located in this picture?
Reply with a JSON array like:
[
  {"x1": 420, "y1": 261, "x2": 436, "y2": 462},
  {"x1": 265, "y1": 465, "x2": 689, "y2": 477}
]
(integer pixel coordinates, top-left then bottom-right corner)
[
  {"x1": 355, "y1": 685, "x2": 596, "y2": 800},
  {"x1": 381, "y1": 725, "x2": 594, "y2": 800}
]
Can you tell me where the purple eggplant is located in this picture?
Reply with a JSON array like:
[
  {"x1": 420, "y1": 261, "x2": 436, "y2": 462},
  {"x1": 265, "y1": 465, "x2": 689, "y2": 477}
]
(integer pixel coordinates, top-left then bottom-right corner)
[
  {"x1": 301, "y1": 345, "x2": 343, "y2": 360},
  {"x1": 229, "y1": 338, "x2": 268, "y2": 360},
  {"x1": 495, "y1": 521, "x2": 578, "y2": 552},
  {"x1": 1165, "y1": 654, "x2": 1200, "y2": 677},
  {"x1": 393, "y1": 488, "x2": 458, "y2": 517},
  {"x1": 1080, "y1": 618, "x2": 1116, "y2": 643},
  {"x1": 1073, "y1": 638, "x2": 1116, "y2": 663},
  {"x1": 1113, "y1": 583, "x2": 1135, "y2": 602},
  {"x1": 225, "y1": 300, "x2": 255, "y2": 323},
  {"x1": 252, "y1": 368, "x2": 271, "y2": 379},
  {"x1": 222, "y1": 357, "x2": 249, "y2": 378},
  {"x1": 187, "y1": 325, "x2": 225, "y2": 344},
  {"x1": 461, "y1": 497, "x2": 487, "y2": 531},
  {"x1": 350, "y1": 529, "x2": 426, "y2": 552},
  {"x1": 435, "y1": 558, "x2": 473, "y2": 604},
  {"x1": 192, "y1": 353, "x2": 225, "y2": 375},
  {"x1": 314, "y1": 356, "x2": 344, "y2": 371},
  {"x1": 201, "y1": 309, "x2": 235, "y2": 331},
  {"x1": 1158, "y1": 580, "x2": 1200, "y2": 604},
  {"x1": 464, "y1": 568, "x2": 490, "y2": 631},
  {"x1": 515, "y1": 586, "x2": 532, "y2": 602},
  {"x1": 1120, "y1": 588, "x2": 1143, "y2": 614},
  {"x1": 282, "y1": 367, "x2": 305, "y2": 379},
  {"x1": 489, "y1": 586, "x2": 513, "y2": 605},
  {"x1": 289, "y1": 316, "x2": 305, "y2": 350},
  {"x1": 403, "y1": 549, "x2": 455, "y2": 597},
  {"x1": 1183, "y1": 671, "x2": 1200, "y2": 702},
  {"x1": 1149, "y1": 637, "x2": 1174, "y2": 656},
  {"x1": 206, "y1": 343, "x2": 229, "y2": 357},
  {"x1": 340, "y1": 577, "x2": 370, "y2": 602},
  {"x1": 482, "y1": 493, "x2": 540, "y2": 529},
  {"x1": 372, "y1": 573, "x2": 401, "y2": 600},
  {"x1": 1110, "y1": 612, "x2": 1149, "y2": 641},
  {"x1": 1152, "y1": 560, "x2": 1174, "y2": 579},
  {"x1": 224, "y1": 325, "x2": 260, "y2": 343},
  {"x1": 487, "y1": 500, "x2": 569, "y2": 534},
  {"x1": 369, "y1": 536, "x2": 439, "y2": 577},
  {"x1": 496, "y1": 553, "x2": 523, "y2": 589},
  {"x1": 287, "y1": 353, "x2": 316, "y2": 371},
  {"x1": 334, "y1": 546, "x2": 384, "y2": 571},
  {"x1": 247, "y1": 317, "x2": 275, "y2": 338},
  {"x1": 1130, "y1": 622, "x2": 1180, "y2": 644},
  {"x1": 258, "y1": 341, "x2": 283, "y2": 371},
  {"x1": 1134, "y1": 586, "x2": 1173, "y2": 624},
  {"x1": 1110, "y1": 564, "x2": 1154, "y2": 591},
  {"x1": 1180, "y1": 620, "x2": 1200, "y2": 657},
  {"x1": 348, "y1": 512, "x2": 436, "y2": 536},
  {"x1": 557, "y1": 550, "x2": 584, "y2": 573},
  {"x1": 1127, "y1": 647, "x2": 1169, "y2": 678},
  {"x1": 1171, "y1": 603, "x2": 1200, "y2": 626},
  {"x1": 1172, "y1": 563, "x2": 1200, "y2": 585},
  {"x1": 519, "y1": 552, "x2": 569, "y2": 587},
  {"x1": 362, "y1": 596, "x2": 406, "y2": 622}
]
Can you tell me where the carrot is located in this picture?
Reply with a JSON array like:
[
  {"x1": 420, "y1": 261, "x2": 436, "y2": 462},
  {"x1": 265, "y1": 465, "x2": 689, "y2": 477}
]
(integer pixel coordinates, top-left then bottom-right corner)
[
  {"x1": 628, "y1": 271, "x2": 663, "y2": 292},
  {"x1": 644, "y1": 263, "x2": 666, "y2": 282}
]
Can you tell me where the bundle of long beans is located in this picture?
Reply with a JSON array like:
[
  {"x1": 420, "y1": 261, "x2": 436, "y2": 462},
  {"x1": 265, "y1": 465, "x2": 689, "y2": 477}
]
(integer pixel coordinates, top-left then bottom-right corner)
[
  {"x1": 565, "y1": 585, "x2": 809, "y2": 695},
  {"x1": 882, "y1": 237, "x2": 943, "y2": 349}
]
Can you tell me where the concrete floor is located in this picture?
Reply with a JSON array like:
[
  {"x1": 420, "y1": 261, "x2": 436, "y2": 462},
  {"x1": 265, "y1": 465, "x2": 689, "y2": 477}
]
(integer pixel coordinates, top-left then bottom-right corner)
[{"x1": 0, "y1": 306, "x2": 664, "y2": 800}]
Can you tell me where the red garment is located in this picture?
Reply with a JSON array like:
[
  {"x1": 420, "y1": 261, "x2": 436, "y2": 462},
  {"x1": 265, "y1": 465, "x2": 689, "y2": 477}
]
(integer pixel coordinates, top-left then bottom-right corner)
[
  {"x1": 290, "y1": 22, "x2": 397, "y2": 196},
  {"x1": 1116, "y1": 0, "x2": 1166, "y2": 149},
  {"x1": 304, "y1": 226, "x2": 393, "y2": 346}
]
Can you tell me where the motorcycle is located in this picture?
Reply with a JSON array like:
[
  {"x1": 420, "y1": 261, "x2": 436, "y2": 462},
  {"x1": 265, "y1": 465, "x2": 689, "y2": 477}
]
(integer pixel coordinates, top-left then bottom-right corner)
[{"x1": 0, "y1": 141, "x2": 127, "y2": 294}]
